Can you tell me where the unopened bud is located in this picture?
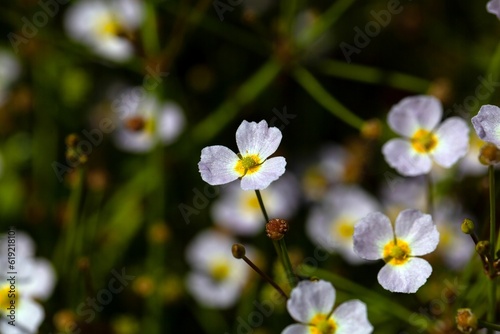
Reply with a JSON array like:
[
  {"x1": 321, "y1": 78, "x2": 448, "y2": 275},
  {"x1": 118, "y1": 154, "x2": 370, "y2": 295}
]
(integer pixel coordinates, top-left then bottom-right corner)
[
  {"x1": 479, "y1": 143, "x2": 500, "y2": 165},
  {"x1": 476, "y1": 240, "x2": 490, "y2": 256},
  {"x1": 456, "y1": 308, "x2": 477, "y2": 333},
  {"x1": 461, "y1": 219, "x2": 475, "y2": 234},
  {"x1": 361, "y1": 119, "x2": 382, "y2": 140},
  {"x1": 266, "y1": 218, "x2": 289, "y2": 241},
  {"x1": 232, "y1": 243, "x2": 246, "y2": 259}
]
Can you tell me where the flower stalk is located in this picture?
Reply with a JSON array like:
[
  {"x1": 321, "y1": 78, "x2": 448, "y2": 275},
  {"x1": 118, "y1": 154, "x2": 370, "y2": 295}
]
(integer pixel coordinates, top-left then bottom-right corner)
[{"x1": 488, "y1": 165, "x2": 497, "y2": 333}]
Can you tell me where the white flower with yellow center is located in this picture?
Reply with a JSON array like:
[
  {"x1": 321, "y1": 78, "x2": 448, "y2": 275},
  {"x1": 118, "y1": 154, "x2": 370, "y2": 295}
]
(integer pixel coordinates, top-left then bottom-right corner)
[
  {"x1": 112, "y1": 88, "x2": 185, "y2": 153},
  {"x1": 0, "y1": 232, "x2": 56, "y2": 334},
  {"x1": 382, "y1": 95, "x2": 469, "y2": 176},
  {"x1": 199, "y1": 120, "x2": 286, "y2": 190},
  {"x1": 306, "y1": 185, "x2": 380, "y2": 264},
  {"x1": 185, "y1": 229, "x2": 251, "y2": 308},
  {"x1": 211, "y1": 174, "x2": 299, "y2": 236},
  {"x1": 283, "y1": 280, "x2": 373, "y2": 334},
  {"x1": 64, "y1": 0, "x2": 144, "y2": 62},
  {"x1": 353, "y1": 209, "x2": 439, "y2": 293}
]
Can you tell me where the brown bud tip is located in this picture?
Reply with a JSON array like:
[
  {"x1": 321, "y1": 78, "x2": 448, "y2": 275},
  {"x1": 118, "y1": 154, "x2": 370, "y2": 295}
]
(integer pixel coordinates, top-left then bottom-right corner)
[
  {"x1": 476, "y1": 240, "x2": 490, "y2": 256},
  {"x1": 266, "y1": 218, "x2": 289, "y2": 241},
  {"x1": 456, "y1": 308, "x2": 477, "y2": 333},
  {"x1": 232, "y1": 243, "x2": 246, "y2": 259},
  {"x1": 65, "y1": 133, "x2": 80, "y2": 148},
  {"x1": 461, "y1": 219, "x2": 475, "y2": 234},
  {"x1": 479, "y1": 143, "x2": 500, "y2": 165},
  {"x1": 124, "y1": 116, "x2": 146, "y2": 132},
  {"x1": 361, "y1": 119, "x2": 382, "y2": 140}
]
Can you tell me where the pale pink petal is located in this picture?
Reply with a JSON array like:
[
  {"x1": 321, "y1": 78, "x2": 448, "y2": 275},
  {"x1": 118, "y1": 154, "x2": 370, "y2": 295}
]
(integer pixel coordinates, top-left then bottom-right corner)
[
  {"x1": 377, "y1": 257, "x2": 432, "y2": 293},
  {"x1": 382, "y1": 139, "x2": 432, "y2": 176},
  {"x1": 388, "y1": 96, "x2": 442, "y2": 137},
  {"x1": 353, "y1": 212, "x2": 394, "y2": 260},
  {"x1": 236, "y1": 120, "x2": 282, "y2": 159},
  {"x1": 432, "y1": 117, "x2": 469, "y2": 168},
  {"x1": 287, "y1": 280, "x2": 335, "y2": 324},
  {"x1": 240, "y1": 157, "x2": 286, "y2": 190},
  {"x1": 199, "y1": 145, "x2": 240, "y2": 186}
]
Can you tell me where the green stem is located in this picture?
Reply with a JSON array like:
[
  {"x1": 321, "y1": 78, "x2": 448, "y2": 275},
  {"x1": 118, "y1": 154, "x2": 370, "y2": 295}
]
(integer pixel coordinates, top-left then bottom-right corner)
[
  {"x1": 479, "y1": 320, "x2": 500, "y2": 331},
  {"x1": 255, "y1": 190, "x2": 269, "y2": 222},
  {"x1": 293, "y1": 67, "x2": 364, "y2": 130},
  {"x1": 488, "y1": 165, "x2": 497, "y2": 333},
  {"x1": 427, "y1": 174, "x2": 434, "y2": 216}
]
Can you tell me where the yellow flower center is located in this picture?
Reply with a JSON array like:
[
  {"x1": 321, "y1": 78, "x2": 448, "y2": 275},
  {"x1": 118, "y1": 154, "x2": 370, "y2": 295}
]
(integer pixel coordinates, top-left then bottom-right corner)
[
  {"x1": 310, "y1": 313, "x2": 337, "y2": 334},
  {"x1": 334, "y1": 217, "x2": 355, "y2": 240},
  {"x1": 210, "y1": 261, "x2": 230, "y2": 282},
  {"x1": 234, "y1": 154, "x2": 262, "y2": 177},
  {"x1": 245, "y1": 195, "x2": 261, "y2": 209},
  {"x1": 383, "y1": 239, "x2": 411, "y2": 266},
  {"x1": 97, "y1": 15, "x2": 121, "y2": 37},
  {"x1": 0, "y1": 283, "x2": 19, "y2": 312},
  {"x1": 411, "y1": 129, "x2": 438, "y2": 153}
]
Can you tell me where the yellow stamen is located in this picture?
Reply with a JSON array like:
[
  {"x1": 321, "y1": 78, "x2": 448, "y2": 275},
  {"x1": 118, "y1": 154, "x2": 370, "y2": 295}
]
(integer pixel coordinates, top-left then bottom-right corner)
[
  {"x1": 234, "y1": 154, "x2": 262, "y2": 177},
  {"x1": 0, "y1": 284, "x2": 19, "y2": 310},
  {"x1": 411, "y1": 129, "x2": 438, "y2": 153},
  {"x1": 210, "y1": 261, "x2": 230, "y2": 282},
  {"x1": 310, "y1": 313, "x2": 337, "y2": 334},
  {"x1": 334, "y1": 217, "x2": 355, "y2": 240},
  {"x1": 383, "y1": 239, "x2": 411, "y2": 266}
]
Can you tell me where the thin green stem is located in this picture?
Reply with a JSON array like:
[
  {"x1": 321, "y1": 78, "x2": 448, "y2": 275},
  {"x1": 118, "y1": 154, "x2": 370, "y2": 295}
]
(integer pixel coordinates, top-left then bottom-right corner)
[
  {"x1": 255, "y1": 190, "x2": 269, "y2": 222},
  {"x1": 293, "y1": 67, "x2": 364, "y2": 130},
  {"x1": 479, "y1": 320, "x2": 500, "y2": 331},
  {"x1": 241, "y1": 255, "x2": 288, "y2": 299},
  {"x1": 488, "y1": 165, "x2": 497, "y2": 333},
  {"x1": 427, "y1": 174, "x2": 434, "y2": 216}
]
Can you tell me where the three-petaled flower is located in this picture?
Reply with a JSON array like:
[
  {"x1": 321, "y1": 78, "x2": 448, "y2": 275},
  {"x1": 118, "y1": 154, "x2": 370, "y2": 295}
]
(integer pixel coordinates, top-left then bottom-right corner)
[
  {"x1": 382, "y1": 95, "x2": 469, "y2": 176},
  {"x1": 353, "y1": 209, "x2": 439, "y2": 293},
  {"x1": 283, "y1": 280, "x2": 373, "y2": 334},
  {"x1": 199, "y1": 120, "x2": 286, "y2": 190}
]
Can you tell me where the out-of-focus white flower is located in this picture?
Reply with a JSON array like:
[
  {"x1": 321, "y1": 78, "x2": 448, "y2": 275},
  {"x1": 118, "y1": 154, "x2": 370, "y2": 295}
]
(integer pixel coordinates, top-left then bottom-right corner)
[
  {"x1": 112, "y1": 88, "x2": 185, "y2": 153},
  {"x1": 199, "y1": 120, "x2": 286, "y2": 190},
  {"x1": 353, "y1": 209, "x2": 439, "y2": 293},
  {"x1": 211, "y1": 174, "x2": 300, "y2": 236},
  {"x1": 459, "y1": 132, "x2": 488, "y2": 177},
  {"x1": 380, "y1": 175, "x2": 427, "y2": 222},
  {"x1": 185, "y1": 229, "x2": 251, "y2": 308},
  {"x1": 283, "y1": 280, "x2": 373, "y2": 334},
  {"x1": 0, "y1": 232, "x2": 56, "y2": 334},
  {"x1": 382, "y1": 95, "x2": 469, "y2": 176},
  {"x1": 0, "y1": 50, "x2": 21, "y2": 106},
  {"x1": 433, "y1": 199, "x2": 474, "y2": 270},
  {"x1": 487, "y1": 0, "x2": 500, "y2": 19},
  {"x1": 64, "y1": 0, "x2": 144, "y2": 62},
  {"x1": 306, "y1": 185, "x2": 380, "y2": 264}
]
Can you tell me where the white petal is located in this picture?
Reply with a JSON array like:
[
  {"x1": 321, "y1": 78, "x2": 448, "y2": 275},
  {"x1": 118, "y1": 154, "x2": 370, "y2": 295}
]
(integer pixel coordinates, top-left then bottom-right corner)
[
  {"x1": 333, "y1": 300, "x2": 373, "y2": 334},
  {"x1": 240, "y1": 157, "x2": 286, "y2": 190},
  {"x1": 472, "y1": 105, "x2": 500, "y2": 147},
  {"x1": 395, "y1": 209, "x2": 439, "y2": 256},
  {"x1": 287, "y1": 280, "x2": 335, "y2": 324},
  {"x1": 15, "y1": 298, "x2": 44, "y2": 334},
  {"x1": 382, "y1": 139, "x2": 432, "y2": 176},
  {"x1": 186, "y1": 273, "x2": 242, "y2": 309},
  {"x1": 377, "y1": 258, "x2": 432, "y2": 293},
  {"x1": 157, "y1": 102, "x2": 185, "y2": 145},
  {"x1": 199, "y1": 146, "x2": 240, "y2": 186},
  {"x1": 353, "y1": 212, "x2": 394, "y2": 260},
  {"x1": 487, "y1": 0, "x2": 500, "y2": 19},
  {"x1": 236, "y1": 120, "x2": 282, "y2": 159},
  {"x1": 282, "y1": 324, "x2": 313, "y2": 334},
  {"x1": 20, "y1": 258, "x2": 56, "y2": 300},
  {"x1": 388, "y1": 95, "x2": 442, "y2": 137},
  {"x1": 0, "y1": 231, "x2": 35, "y2": 260},
  {"x1": 432, "y1": 117, "x2": 469, "y2": 167},
  {"x1": 114, "y1": 128, "x2": 154, "y2": 153}
]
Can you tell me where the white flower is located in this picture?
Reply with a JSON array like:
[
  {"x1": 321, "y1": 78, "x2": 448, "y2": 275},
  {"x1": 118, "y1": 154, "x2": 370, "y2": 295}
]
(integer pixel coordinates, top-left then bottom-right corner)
[
  {"x1": 185, "y1": 229, "x2": 251, "y2": 308},
  {"x1": 382, "y1": 95, "x2": 469, "y2": 176},
  {"x1": 306, "y1": 185, "x2": 380, "y2": 264},
  {"x1": 0, "y1": 50, "x2": 21, "y2": 106},
  {"x1": 64, "y1": 0, "x2": 144, "y2": 62},
  {"x1": 283, "y1": 280, "x2": 373, "y2": 334},
  {"x1": 353, "y1": 209, "x2": 439, "y2": 293},
  {"x1": 112, "y1": 88, "x2": 185, "y2": 153},
  {"x1": 211, "y1": 174, "x2": 299, "y2": 236},
  {"x1": 472, "y1": 104, "x2": 500, "y2": 147},
  {"x1": 380, "y1": 175, "x2": 427, "y2": 222},
  {"x1": 199, "y1": 120, "x2": 286, "y2": 190},
  {"x1": 0, "y1": 232, "x2": 56, "y2": 334},
  {"x1": 458, "y1": 132, "x2": 488, "y2": 177},
  {"x1": 487, "y1": 0, "x2": 500, "y2": 19}
]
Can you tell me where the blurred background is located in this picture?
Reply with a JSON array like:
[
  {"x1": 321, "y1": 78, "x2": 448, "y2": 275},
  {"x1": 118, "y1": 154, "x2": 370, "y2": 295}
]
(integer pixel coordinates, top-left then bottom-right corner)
[{"x1": 0, "y1": 0, "x2": 499, "y2": 333}]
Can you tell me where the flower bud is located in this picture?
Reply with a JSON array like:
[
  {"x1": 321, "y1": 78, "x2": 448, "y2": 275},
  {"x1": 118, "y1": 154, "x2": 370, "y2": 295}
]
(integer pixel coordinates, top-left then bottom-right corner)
[
  {"x1": 461, "y1": 219, "x2": 475, "y2": 234},
  {"x1": 456, "y1": 308, "x2": 477, "y2": 333},
  {"x1": 266, "y1": 219, "x2": 289, "y2": 241},
  {"x1": 479, "y1": 143, "x2": 500, "y2": 165},
  {"x1": 232, "y1": 243, "x2": 246, "y2": 259},
  {"x1": 476, "y1": 240, "x2": 490, "y2": 256}
]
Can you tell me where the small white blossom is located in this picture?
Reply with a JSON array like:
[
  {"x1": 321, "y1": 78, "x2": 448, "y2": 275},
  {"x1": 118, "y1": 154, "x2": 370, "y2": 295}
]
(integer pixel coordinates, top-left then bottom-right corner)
[
  {"x1": 353, "y1": 209, "x2": 439, "y2": 293},
  {"x1": 382, "y1": 95, "x2": 469, "y2": 176},
  {"x1": 199, "y1": 120, "x2": 286, "y2": 190},
  {"x1": 283, "y1": 280, "x2": 373, "y2": 334},
  {"x1": 471, "y1": 104, "x2": 500, "y2": 148}
]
